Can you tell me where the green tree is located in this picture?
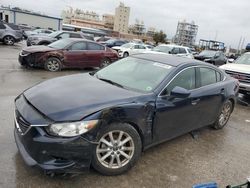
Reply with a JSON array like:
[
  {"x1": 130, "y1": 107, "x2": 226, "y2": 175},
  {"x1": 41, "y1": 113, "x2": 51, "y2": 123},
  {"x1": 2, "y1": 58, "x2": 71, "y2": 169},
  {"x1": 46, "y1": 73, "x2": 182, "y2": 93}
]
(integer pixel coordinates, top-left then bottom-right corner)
[{"x1": 153, "y1": 30, "x2": 167, "y2": 45}]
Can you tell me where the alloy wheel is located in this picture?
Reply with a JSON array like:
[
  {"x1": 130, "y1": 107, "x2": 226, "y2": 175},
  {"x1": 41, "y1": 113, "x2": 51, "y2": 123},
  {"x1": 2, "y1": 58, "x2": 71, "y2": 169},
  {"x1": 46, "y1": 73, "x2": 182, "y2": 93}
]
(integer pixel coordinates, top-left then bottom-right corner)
[
  {"x1": 4, "y1": 36, "x2": 14, "y2": 45},
  {"x1": 46, "y1": 60, "x2": 60, "y2": 71},
  {"x1": 96, "y1": 130, "x2": 135, "y2": 169},
  {"x1": 218, "y1": 102, "x2": 232, "y2": 126}
]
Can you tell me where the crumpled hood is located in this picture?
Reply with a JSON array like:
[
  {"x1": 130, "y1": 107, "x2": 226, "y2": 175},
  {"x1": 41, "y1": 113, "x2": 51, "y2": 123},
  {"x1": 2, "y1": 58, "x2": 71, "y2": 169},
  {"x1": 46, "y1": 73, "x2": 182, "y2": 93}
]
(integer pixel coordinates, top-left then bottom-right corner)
[
  {"x1": 23, "y1": 45, "x2": 57, "y2": 53},
  {"x1": 23, "y1": 73, "x2": 141, "y2": 122}
]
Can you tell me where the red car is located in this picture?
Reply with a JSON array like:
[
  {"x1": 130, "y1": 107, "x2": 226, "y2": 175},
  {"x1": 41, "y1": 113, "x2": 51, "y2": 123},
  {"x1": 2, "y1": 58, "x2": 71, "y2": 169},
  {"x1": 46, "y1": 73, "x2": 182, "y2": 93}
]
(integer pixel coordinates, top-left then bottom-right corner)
[{"x1": 19, "y1": 38, "x2": 119, "y2": 71}]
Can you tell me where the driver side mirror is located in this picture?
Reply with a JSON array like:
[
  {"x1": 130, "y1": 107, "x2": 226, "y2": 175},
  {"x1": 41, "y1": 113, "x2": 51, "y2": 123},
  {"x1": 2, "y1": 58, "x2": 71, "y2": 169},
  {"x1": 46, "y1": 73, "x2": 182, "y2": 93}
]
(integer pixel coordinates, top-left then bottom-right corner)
[{"x1": 170, "y1": 86, "x2": 191, "y2": 98}]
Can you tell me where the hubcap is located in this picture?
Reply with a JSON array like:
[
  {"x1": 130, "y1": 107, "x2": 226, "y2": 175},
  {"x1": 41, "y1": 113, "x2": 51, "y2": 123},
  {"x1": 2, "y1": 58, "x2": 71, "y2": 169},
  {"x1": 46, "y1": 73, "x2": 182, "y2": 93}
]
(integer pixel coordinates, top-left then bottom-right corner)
[
  {"x1": 5, "y1": 37, "x2": 14, "y2": 45},
  {"x1": 47, "y1": 60, "x2": 60, "y2": 71},
  {"x1": 96, "y1": 130, "x2": 135, "y2": 169},
  {"x1": 219, "y1": 103, "x2": 231, "y2": 126}
]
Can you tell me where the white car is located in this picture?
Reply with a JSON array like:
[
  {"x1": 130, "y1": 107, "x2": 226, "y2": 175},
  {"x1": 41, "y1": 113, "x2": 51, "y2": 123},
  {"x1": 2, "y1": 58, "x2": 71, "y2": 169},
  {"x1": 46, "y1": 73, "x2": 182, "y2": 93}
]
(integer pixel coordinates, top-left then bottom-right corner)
[
  {"x1": 112, "y1": 43, "x2": 151, "y2": 58},
  {"x1": 151, "y1": 44, "x2": 194, "y2": 59},
  {"x1": 220, "y1": 52, "x2": 250, "y2": 96}
]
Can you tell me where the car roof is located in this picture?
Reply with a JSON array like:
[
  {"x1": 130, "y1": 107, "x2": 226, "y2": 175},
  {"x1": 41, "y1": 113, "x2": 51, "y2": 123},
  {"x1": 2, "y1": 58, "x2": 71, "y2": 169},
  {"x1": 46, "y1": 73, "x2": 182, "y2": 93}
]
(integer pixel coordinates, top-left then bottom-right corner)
[
  {"x1": 158, "y1": 44, "x2": 190, "y2": 49},
  {"x1": 131, "y1": 53, "x2": 206, "y2": 67}
]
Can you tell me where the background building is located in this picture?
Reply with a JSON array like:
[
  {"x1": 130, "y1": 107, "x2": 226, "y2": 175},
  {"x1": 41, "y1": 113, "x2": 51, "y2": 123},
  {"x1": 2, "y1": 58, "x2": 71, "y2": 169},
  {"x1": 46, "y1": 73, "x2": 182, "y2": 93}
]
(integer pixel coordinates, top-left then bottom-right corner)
[
  {"x1": 0, "y1": 6, "x2": 62, "y2": 30},
  {"x1": 128, "y1": 19, "x2": 145, "y2": 36},
  {"x1": 173, "y1": 20, "x2": 198, "y2": 47},
  {"x1": 102, "y1": 14, "x2": 114, "y2": 30},
  {"x1": 113, "y1": 2, "x2": 130, "y2": 33}
]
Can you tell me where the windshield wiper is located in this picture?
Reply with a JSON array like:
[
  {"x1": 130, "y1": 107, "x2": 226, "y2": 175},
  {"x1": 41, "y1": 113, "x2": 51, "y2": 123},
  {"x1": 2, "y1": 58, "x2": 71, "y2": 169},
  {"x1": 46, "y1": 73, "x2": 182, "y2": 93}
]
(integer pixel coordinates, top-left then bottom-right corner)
[{"x1": 98, "y1": 77, "x2": 124, "y2": 88}]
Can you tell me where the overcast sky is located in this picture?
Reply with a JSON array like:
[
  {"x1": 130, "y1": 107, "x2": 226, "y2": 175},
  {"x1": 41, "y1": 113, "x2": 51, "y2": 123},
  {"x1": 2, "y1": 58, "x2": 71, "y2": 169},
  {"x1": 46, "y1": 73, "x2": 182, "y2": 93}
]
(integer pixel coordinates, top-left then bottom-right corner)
[{"x1": 2, "y1": 0, "x2": 250, "y2": 48}]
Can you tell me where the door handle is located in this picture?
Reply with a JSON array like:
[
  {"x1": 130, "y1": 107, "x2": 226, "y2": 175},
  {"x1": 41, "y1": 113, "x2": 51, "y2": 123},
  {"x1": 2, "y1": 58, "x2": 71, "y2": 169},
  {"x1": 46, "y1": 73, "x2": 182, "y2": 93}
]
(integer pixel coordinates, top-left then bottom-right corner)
[{"x1": 191, "y1": 98, "x2": 200, "y2": 105}]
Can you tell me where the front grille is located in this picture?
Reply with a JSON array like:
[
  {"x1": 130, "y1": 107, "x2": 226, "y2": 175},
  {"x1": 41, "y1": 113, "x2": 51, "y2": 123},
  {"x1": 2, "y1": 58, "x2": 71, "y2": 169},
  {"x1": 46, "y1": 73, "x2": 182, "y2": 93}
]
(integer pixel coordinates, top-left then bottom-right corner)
[
  {"x1": 15, "y1": 110, "x2": 30, "y2": 134},
  {"x1": 225, "y1": 70, "x2": 250, "y2": 84}
]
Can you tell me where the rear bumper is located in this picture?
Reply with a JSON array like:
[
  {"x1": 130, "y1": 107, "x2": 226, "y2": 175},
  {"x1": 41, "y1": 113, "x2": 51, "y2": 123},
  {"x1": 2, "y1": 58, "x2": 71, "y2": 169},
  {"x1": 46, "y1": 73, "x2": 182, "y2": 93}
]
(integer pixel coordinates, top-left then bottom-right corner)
[{"x1": 14, "y1": 126, "x2": 94, "y2": 173}]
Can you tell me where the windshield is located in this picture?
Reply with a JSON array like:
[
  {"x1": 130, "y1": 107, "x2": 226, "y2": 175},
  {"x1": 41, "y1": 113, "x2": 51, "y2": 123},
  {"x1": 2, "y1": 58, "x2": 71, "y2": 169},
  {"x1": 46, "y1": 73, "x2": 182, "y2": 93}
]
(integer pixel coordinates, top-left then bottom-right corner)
[
  {"x1": 152, "y1": 45, "x2": 172, "y2": 53},
  {"x1": 234, "y1": 53, "x2": 250, "y2": 65},
  {"x1": 48, "y1": 39, "x2": 71, "y2": 49},
  {"x1": 48, "y1": 31, "x2": 61, "y2": 38},
  {"x1": 199, "y1": 50, "x2": 217, "y2": 57},
  {"x1": 95, "y1": 57, "x2": 174, "y2": 93}
]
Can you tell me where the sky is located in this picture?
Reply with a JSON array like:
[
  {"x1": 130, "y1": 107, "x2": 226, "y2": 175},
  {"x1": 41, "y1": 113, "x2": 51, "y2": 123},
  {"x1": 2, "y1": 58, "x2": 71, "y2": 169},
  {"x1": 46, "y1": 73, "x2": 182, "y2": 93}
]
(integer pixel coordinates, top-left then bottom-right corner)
[{"x1": 1, "y1": 0, "x2": 250, "y2": 48}]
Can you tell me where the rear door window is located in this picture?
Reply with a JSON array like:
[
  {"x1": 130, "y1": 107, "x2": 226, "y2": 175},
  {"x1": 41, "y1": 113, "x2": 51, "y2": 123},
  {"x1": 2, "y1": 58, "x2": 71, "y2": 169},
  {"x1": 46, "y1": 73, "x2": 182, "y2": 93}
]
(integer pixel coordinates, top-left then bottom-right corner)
[
  {"x1": 70, "y1": 42, "x2": 87, "y2": 50},
  {"x1": 199, "y1": 68, "x2": 217, "y2": 86},
  {"x1": 87, "y1": 42, "x2": 105, "y2": 50},
  {"x1": 179, "y1": 48, "x2": 187, "y2": 54}
]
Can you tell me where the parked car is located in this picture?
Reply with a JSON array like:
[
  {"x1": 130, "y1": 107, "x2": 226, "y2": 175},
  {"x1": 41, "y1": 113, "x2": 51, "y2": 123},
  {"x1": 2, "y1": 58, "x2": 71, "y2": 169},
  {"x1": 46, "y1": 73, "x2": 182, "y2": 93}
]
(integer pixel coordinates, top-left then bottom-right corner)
[
  {"x1": 14, "y1": 53, "x2": 238, "y2": 175},
  {"x1": 102, "y1": 39, "x2": 128, "y2": 48},
  {"x1": 24, "y1": 29, "x2": 53, "y2": 39},
  {"x1": 194, "y1": 50, "x2": 227, "y2": 65},
  {"x1": 0, "y1": 21, "x2": 23, "y2": 45},
  {"x1": 220, "y1": 52, "x2": 250, "y2": 96},
  {"x1": 26, "y1": 31, "x2": 86, "y2": 46},
  {"x1": 19, "y1": 38, "x2": 118, "y2": 71},
  {"x1": 112, "y1": 43, "x2": 151, "y2": 58},
  {"x1": 152, "y1": 44, "x2": 194, "y2": 59},
  {"x1": 246, "y1": 43, "x2": 250, "y2": 52}
]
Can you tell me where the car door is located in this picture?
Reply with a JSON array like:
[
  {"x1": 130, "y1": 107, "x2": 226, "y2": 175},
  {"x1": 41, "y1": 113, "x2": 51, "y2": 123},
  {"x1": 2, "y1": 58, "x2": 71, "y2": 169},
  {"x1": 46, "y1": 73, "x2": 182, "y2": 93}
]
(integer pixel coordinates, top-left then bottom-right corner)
[
  {"x1": 214, "y1": 52, "x2": 225, "y2": 65},
  {"x1": 0, "y1": 23, "x2": 6, "y2": 39},
  {"x1": 130, "y1": 45, "x2": 141, "y2": 55},
  {"x1": 63, "y1": 41, "x2": 88, "y2": 68},
  {"x1": 194, "y1": 67, "x2": 226, "y2": 126},
  {"x1": 85, "y1": 42, "x2": 106, "y2": 67},
  {"x1": 154, "y1": 67, "x2": 202, "y2": 142},
  {"x1": 177, "y1": 47, "x2": 188, "y2": 57}
]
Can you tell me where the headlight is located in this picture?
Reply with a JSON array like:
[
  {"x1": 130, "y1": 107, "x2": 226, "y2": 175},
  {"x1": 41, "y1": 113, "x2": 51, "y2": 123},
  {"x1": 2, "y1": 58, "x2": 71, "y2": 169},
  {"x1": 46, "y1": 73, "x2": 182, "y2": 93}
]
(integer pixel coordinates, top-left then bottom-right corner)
[{"x1": 46, "y1": 120, "x2": 98, "y2": 137}]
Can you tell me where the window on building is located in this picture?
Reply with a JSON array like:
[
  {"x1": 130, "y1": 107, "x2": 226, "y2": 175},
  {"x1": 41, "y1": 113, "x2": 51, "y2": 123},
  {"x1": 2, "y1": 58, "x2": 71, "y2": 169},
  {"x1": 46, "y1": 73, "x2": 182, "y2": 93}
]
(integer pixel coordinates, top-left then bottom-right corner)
[{"x1": 5, "y1": 15, "x2": 9, "y2": 23}]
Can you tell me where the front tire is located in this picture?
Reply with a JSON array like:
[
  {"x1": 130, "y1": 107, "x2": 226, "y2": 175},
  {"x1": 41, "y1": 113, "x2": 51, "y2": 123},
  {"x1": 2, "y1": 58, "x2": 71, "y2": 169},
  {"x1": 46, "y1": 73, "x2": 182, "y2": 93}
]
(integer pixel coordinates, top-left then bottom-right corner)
[
  {"x1": 212, "y1": 100, "x2": 233, "y2": 129},
  {"x1": 3, "y1": 36, "x2": 15, "y2": 45},
  {"x1": 123, "y1": 52, "x2": 129, "y2": 58},
  {"x1": 92, "y1": 123, "x2": 142, "y2": 175},
  {"x1": 100, "y1": 58, "x2": 111, "y2": 68},
  {"x1": 44, "y1": 57, "x2": 62, "y2": 72}
]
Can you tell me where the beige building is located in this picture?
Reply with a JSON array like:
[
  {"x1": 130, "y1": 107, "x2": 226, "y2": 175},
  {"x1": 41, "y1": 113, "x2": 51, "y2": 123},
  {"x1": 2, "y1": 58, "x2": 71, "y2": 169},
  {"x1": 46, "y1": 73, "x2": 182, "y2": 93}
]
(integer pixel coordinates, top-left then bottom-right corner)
[
  {"x1": 102, "y1": 14, "x2": 114, "y2": 30},
  {"x1": 114, "y1": 2, "x2": 130, "y2": 33}
]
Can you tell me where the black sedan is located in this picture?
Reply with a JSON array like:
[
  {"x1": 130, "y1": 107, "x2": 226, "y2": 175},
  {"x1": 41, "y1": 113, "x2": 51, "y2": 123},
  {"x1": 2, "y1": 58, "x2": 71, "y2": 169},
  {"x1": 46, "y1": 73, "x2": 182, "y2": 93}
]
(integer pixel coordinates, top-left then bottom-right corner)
[
  {"x1": 14, "y1": 54, "x2": 238, "y2": 176},
  {"x1": 194, "y1": 50, "x2": 227, "y2": 66}
]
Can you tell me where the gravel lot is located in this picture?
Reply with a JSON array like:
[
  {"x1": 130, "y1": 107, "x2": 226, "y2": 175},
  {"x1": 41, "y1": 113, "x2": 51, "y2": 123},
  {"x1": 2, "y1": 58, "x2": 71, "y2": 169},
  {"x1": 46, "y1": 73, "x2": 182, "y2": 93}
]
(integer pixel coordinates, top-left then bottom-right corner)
[{"x1": 0, "y1": 42, "x2": 250, "y2": 188}]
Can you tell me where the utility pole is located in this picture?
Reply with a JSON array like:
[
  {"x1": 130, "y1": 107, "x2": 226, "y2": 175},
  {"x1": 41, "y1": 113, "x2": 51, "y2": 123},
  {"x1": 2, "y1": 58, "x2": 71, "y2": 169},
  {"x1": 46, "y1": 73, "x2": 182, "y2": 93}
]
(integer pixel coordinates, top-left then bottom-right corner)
[
  {"x1": 240, "y1": 37, "x2": 245, "y2": 54},
  {"x1": 237, "y1": 36, "x2": 242, "y2": 54}
]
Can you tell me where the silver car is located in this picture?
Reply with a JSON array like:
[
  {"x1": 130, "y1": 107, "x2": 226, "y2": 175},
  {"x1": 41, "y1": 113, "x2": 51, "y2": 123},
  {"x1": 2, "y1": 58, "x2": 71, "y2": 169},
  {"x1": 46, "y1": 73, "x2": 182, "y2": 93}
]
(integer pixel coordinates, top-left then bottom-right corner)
[{"x1": 0, "y1": 21, "x2": 23, "y2": 45}]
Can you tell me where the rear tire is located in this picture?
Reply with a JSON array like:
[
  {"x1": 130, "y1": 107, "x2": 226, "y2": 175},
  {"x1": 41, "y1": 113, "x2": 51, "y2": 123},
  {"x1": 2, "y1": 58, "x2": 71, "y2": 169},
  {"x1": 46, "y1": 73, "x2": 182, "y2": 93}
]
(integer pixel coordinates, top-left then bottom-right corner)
[
  {"x1": 44, "y1": 57, "x2": 62, "y2": 72},
  {"x1": 3, "y1": 36, "x2": 15, "y2": 45},
  {"x1": 212, "y1": 100, "x2": 233, "y2": 130},
  {"x1": 92, "y1": 123, "x2": 142, "y2": 176}
]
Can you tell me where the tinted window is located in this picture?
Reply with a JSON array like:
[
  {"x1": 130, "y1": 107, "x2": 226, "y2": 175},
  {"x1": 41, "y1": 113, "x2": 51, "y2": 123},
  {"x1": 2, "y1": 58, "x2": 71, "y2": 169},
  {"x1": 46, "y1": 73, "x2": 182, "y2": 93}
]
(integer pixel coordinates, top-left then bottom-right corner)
[
  {"x1": 171, "y1": 48, "x2": 179, "y2": 54},
  {"x1": 216, "y1": 71, "x2": 222, "y2": 82},
  {"x1": 88, "y1": 42, "x2": 105, "y2": 50},
  {"x1": 115, "y1": 41, "x2": 125, "y2": 46},
  {"x1": 166, "y1": 68, "x2": 196, "y2": 94},
  {"x1": 70, "y1": 42, "x2": 87, "y2": 50},
  {"x1": 200, "y1": 68, "x2": 217, "y2": 86},
  {"x1": 70, "y1": 33, "x2": 81, "y2": 38},
  {"x1": 139, "y1": 45, "x2": 146, "y2": 49},
  {"x1": 179, "y1": 48, "x2": 186, "y2": 54},
  {"x1": 0, "y1": 23, "x2": 6, "y2": 29},
  {"x1": 134, "y1": 45, "x2": 140, "y2": 49},
  {"x1": 58, "y1": 33, "x2": 70, "y2": 39}
]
